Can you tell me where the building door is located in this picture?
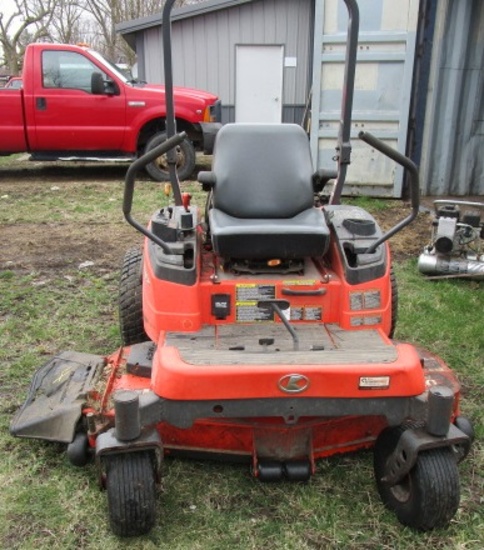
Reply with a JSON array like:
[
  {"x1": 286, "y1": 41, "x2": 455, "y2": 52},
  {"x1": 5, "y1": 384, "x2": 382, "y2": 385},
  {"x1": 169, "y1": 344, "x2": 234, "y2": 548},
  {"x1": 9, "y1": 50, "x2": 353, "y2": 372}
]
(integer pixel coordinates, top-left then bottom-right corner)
[{"x1": 235, "y1": 45, "x2": 284, "y2": 123}]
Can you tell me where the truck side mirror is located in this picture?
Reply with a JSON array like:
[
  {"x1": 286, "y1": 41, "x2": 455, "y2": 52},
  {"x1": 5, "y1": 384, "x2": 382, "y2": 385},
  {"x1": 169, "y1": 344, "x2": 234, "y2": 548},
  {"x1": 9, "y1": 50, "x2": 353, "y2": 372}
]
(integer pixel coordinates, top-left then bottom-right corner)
[
  {"x1": 91, "y1": 72, "x2": 105, "y2": 95},
  {"x1": 104, "y1": 77, "x2": 119, "y2": 95}
]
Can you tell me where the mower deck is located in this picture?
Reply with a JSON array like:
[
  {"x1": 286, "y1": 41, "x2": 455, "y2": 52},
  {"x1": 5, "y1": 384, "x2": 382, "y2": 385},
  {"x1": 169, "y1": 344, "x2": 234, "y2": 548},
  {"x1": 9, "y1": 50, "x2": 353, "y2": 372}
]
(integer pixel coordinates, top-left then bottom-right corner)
[{"x1": 10, "y1": 325, "x2": 460, "y2": 449}]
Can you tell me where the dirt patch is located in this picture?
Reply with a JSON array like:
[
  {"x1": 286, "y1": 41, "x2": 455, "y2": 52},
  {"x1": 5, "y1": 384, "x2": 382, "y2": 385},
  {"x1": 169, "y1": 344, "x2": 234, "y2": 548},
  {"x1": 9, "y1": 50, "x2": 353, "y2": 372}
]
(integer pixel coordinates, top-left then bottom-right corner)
[
  {"x1": 0, "y1": 158, "x2": 445, "y2": 274},
  {"x1": 373, "y1": 203, "x2": 431, "y2": 260},
  {"x1": 0, "y1": 161, "x2": 138, "y2": 274},
  {"x1": 1, "y1": 222, "x2": 140, "y2": 273}
]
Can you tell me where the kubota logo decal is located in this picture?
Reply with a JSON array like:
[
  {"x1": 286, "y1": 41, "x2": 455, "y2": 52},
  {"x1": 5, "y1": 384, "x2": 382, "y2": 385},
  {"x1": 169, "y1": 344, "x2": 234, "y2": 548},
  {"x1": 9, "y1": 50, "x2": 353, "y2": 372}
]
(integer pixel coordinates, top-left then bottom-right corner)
[{"x1": 278, "y1": 374, "x2": 310, "y2": 394}]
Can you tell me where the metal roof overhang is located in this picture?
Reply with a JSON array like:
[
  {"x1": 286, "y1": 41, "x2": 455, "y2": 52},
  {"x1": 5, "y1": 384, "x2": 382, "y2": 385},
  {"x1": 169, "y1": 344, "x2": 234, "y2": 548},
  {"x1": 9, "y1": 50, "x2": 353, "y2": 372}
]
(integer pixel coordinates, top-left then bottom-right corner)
[{"x1": 116, "y1": 0, "x2": 256, "y2": 48}]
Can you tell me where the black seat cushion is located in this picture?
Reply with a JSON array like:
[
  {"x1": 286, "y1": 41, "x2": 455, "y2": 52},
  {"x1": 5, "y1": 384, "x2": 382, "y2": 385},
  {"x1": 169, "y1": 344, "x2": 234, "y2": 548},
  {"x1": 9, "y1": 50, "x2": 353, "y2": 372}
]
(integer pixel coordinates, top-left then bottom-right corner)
[
  {"x1": 209, "y1": 208, "x2": 329, "y2": 260},
  {"x1": 207, "y1": 124, "x2": 330, "y2": 259}
]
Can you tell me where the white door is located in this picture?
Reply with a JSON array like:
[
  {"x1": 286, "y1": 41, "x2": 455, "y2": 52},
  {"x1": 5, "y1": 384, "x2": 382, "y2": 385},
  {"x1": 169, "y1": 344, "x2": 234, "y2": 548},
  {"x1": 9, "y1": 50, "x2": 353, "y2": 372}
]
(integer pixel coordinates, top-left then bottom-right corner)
[{"x1": 235, "y1": 45, "x2": 284, "y2": 123}]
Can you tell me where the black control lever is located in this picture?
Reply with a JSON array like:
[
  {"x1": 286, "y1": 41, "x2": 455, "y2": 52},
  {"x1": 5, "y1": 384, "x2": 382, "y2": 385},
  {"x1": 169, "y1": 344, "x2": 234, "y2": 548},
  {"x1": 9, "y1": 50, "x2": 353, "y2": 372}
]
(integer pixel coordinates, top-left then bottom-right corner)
[
  {"x1": 123, "y1": 132, "x2": 187, "y2": 254},
  {"x1": 358, "y1": 131, "x2": 420, "y2": 254},
  {"x1": 257, "y1": 299, "x2": 299, "y2": 351}
]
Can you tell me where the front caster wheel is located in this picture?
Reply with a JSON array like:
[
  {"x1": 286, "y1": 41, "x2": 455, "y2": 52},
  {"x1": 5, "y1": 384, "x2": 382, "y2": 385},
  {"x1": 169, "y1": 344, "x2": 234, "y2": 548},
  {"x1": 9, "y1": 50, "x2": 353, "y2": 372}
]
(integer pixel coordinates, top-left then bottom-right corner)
[
  {"x1": 105, "y1": 451, "x2": 157, "y2": 537},
  {"x1": 374, "y1": 427, "x2": 460, "y2": 531}
]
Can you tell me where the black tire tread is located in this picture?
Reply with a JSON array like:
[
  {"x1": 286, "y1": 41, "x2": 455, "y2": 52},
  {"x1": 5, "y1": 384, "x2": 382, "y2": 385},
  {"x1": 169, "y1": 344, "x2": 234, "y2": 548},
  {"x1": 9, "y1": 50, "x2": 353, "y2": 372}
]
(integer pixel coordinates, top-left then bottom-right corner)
[
  {"x1": 412, "y1": 447, "x2": 460, "y2": 530},
  {"x1": 119, "y1": 247, "x2": 148, "y2": 346},
  {"x1": 374, "y1": 426, "x2": 460, "y2": 531},
  {"x1": 106, "y1": 451, "x2": 157, "y2": 537},
  {"x1": 145, "y1": 132, "x2": 196, "y2": 182},
  {"x1": 389, "y1": 265, "x2": 398, "y2": 338}
]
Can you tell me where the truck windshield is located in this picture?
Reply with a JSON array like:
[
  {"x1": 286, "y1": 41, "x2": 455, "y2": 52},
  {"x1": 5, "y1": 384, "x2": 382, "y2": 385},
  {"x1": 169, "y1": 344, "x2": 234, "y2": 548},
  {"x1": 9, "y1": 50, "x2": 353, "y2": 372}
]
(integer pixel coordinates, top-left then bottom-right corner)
[{"x1": 88, "y1": 50, "x2": 130, "y2": 84}]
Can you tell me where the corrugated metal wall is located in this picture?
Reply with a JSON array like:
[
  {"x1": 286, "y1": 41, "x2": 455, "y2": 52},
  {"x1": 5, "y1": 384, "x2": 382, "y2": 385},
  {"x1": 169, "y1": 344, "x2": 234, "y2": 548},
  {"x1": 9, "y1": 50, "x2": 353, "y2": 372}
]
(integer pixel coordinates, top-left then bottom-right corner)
[
  {"x1": 140, "y1": 0, "x2": 313, "y2": 123},
  {"x1": 419, "y1": 0, "x2": 484, "y2": 196}
]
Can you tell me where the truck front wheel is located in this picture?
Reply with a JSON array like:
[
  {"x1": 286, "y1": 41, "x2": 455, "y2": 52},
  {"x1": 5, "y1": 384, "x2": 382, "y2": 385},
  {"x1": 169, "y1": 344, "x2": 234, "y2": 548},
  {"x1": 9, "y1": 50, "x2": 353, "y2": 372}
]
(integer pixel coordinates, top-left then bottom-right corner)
[{"x1": 144, "y1": 132, "x2": 196, "y2": 181}]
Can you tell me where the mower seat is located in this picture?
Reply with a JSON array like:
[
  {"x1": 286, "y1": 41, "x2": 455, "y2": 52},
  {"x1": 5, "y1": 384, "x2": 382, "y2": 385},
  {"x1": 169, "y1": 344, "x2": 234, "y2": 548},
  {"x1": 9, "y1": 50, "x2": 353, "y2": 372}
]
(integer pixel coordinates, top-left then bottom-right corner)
[{"x1": 203, "y1": 124, "x2": 330, "y2": 260}]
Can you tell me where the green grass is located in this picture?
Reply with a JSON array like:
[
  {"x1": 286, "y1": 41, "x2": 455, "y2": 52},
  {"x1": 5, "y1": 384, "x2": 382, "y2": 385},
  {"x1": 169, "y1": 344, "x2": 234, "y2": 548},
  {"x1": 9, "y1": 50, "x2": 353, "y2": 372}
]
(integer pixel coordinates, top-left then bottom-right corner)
[
  {"x1": 0, "y1": 165, "x2": 205, "y2": 227},
  {"x1": 392, "y1": 261, "x2": 484, "y2": 441},
  {"x1": 0, "y1": 180, "x2": 165, "y2": 225},
  {"x1": 0, "y1": 159, "x2": 482, "y2": 549},
  {"x1": 343, "y1": 195, "x2": 391, "y2": 211},
  {"x1": 0, "y1": 153, "x2": 23, "y2": 166}
]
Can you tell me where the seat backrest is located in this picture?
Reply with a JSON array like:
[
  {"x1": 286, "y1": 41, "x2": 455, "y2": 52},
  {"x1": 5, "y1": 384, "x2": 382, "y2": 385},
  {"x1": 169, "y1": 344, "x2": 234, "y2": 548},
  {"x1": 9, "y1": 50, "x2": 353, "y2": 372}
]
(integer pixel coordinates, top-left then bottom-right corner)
[{"x1": 211, "y1": 124, "x2": 314, "y2": 219}]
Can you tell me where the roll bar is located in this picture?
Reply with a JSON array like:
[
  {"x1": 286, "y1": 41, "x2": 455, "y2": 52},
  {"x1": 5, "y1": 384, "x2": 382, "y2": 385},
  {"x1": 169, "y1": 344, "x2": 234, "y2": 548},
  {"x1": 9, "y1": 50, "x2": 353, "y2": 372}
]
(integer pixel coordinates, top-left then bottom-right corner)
[
  {"x1": 330, "y1": 0, "x2": 360, "y2": 205},
  {"x1": 121, "y1": 0, "x2": 186, "y2": 254},
  {"x1": 329, "y1": 0, "x2": 420, "y2": 250},
  {"x1": 162, "y1": 0, "x2": 183, "y2": 206}
]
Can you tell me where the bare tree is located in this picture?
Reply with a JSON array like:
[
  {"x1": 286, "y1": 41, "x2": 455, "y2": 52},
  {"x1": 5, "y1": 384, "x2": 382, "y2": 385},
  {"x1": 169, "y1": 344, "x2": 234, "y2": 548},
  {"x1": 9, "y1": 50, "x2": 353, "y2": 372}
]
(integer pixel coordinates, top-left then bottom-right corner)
[
  {"x1": 50, "y1": 1, "x2": 85, "y2": 44},
  {"x1": 0, "y1": 0, "x2": 204, "y2": 73},
  {"x1": 0, "y1": 0, "x2": 56, "y2": 73},
  {"x1": 81, "y1": 0, "x2": 167, "y2": 63},
  {"x1": 81, "y1": 1, "x2": 201, "y2": 63}
]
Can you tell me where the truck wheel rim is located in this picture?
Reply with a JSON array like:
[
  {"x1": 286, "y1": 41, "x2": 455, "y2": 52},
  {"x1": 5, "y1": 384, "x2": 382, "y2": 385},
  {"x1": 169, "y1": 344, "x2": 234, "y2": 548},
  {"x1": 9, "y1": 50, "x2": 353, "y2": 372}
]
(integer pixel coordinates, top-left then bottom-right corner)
[{"x1": 156, "y1": 145, "x2": 185, "y2": 170}]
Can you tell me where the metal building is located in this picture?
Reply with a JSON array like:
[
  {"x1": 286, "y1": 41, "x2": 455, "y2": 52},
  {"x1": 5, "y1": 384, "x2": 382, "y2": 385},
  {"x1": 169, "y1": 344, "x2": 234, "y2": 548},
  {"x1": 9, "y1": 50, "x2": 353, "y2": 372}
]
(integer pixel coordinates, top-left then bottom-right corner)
[
  {"x1": 418, "y1": 0, "x2": 483, "y2": 196},
  {"x1": 117, "y1": 0, "x2": 484, "y2": 197},
  {"x1": 118, "y1": 0, "x2": 314, "y2": 125}
]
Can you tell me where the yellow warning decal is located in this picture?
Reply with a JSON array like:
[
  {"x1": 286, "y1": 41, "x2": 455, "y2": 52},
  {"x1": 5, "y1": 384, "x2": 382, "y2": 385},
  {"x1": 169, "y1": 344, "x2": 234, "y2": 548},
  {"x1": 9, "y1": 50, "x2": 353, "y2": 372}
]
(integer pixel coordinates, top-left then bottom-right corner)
[{"x1": 236, "y1": 284, "x2": 275, "y2": 301}]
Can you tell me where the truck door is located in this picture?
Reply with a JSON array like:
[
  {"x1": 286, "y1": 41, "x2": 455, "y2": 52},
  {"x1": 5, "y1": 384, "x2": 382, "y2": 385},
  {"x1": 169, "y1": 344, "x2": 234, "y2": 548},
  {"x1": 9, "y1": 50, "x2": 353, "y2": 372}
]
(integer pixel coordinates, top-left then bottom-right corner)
[{"x1": 29, "y1": 50, "x2": 126, "y2": 151}]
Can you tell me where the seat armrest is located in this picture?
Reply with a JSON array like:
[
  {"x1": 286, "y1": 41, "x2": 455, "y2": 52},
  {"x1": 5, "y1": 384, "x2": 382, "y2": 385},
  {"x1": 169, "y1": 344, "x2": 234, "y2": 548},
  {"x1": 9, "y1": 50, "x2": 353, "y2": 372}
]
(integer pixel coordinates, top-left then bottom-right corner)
[
  {"x1": 313, "y1": 169, "x2": 338, "y2": 192},
  {"x1": 198, "y1": 171, "x2": 217, "y2": 192}
]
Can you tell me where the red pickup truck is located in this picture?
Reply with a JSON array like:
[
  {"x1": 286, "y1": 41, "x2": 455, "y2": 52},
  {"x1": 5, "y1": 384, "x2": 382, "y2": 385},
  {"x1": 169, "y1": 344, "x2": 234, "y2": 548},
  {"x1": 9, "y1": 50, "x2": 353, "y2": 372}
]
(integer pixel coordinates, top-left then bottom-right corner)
[{"x1": 0, "y1": 43, "x2": 221, "y2": 180}]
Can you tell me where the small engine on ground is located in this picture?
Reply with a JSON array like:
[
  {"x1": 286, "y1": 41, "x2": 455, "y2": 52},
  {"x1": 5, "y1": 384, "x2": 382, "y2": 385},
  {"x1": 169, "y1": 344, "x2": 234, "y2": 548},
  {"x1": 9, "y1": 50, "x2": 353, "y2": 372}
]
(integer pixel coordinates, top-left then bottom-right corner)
[{"x1": 418, "y1": 200, "x2": 484, "y2": 279}]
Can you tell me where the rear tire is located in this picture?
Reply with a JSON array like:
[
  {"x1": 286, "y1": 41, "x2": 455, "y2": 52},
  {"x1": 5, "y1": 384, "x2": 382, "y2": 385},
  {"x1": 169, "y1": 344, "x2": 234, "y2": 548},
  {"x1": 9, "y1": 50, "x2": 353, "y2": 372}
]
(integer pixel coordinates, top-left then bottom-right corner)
[
  {"x1": 145, "y1": 131, "x2": 196, "y2": 181},
  {"x1": 106, "y1": 451, "x2": 157, "y2": 537},
  {"x1": 389, "y1": 265, "x2": 398, "y2": 338},
  {"x1": 119, "y1": 247, "x2": 148, "y2": 346},
  {"x1": 374, "y1": 426, "x2": 460, "y2": 530}
]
